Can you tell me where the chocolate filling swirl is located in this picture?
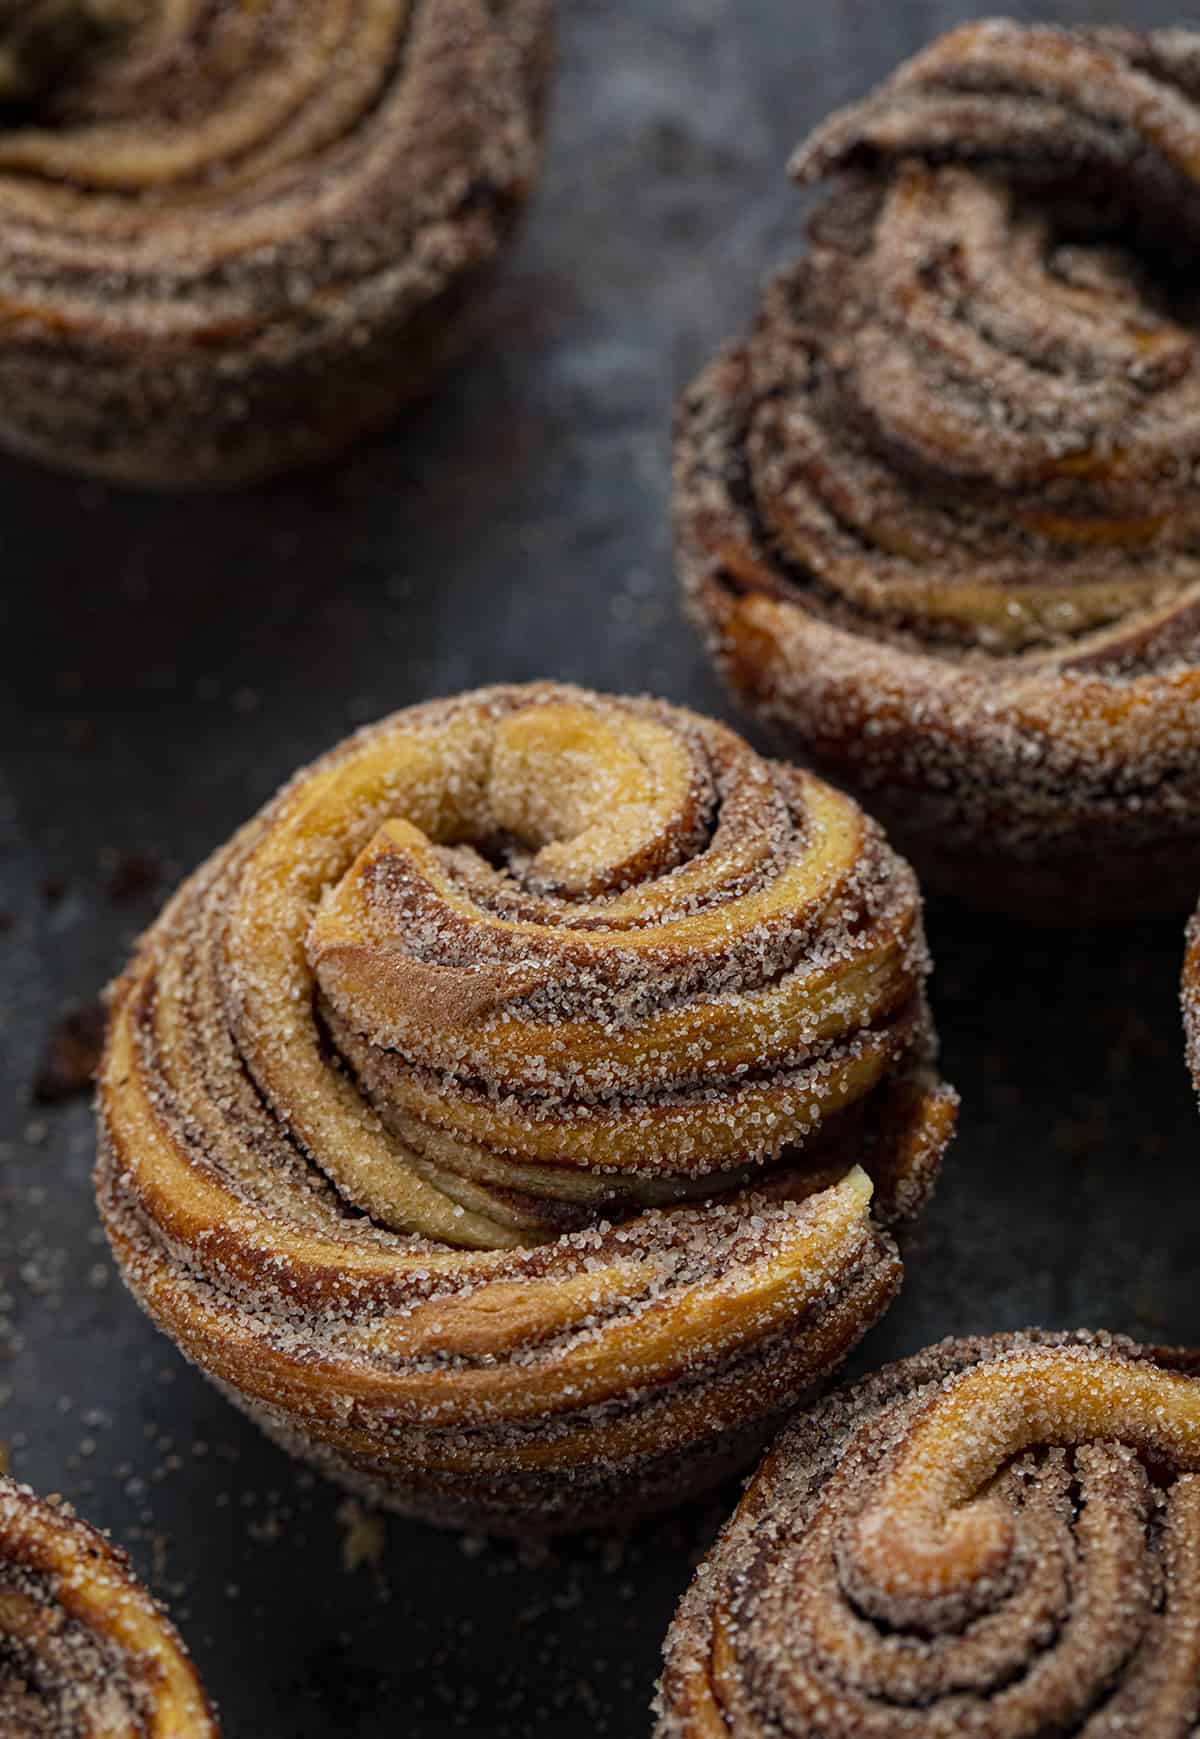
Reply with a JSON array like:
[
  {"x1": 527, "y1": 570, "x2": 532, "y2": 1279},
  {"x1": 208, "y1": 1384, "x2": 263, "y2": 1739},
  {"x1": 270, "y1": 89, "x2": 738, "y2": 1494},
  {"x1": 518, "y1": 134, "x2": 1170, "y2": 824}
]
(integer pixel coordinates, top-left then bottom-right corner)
[{"x1": 96, "y1": 683, "x2": 955, "y2": 1533}]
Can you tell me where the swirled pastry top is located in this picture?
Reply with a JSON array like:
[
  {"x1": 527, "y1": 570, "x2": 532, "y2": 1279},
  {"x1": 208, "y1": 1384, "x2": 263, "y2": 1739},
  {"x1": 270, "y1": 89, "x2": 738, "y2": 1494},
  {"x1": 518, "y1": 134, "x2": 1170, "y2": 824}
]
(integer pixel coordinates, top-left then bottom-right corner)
[
  {"x1": 0, "y1": 0, "x2": 552, "y2": 481},
  {"x1": 115, "y1": 682, "x2": 934, "y2": 1252},
  {"x1": 0, "y1": 0, "x2": 547, "y2": 348},
  {"x1": 703, "y1": 21, "x2": 1200, "y2": 671},
  {"x1": 657, "y1": 1330, "x2": 1200, "y2": 1739},
  {"x1": 0, "y1": 1476, "x2": 217, "y2": 1736}
]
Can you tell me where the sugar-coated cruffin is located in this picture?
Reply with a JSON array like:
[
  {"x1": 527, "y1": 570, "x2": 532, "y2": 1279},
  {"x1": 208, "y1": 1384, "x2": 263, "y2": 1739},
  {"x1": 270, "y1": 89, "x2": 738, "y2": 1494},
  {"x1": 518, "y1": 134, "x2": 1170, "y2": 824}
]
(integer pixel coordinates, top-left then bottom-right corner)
[
  {"x1": 657, "y1": 1329, "x2": 1200, "y2": 1738},
  {"x1": 679, "y1": 21, "x2": 1200, "y2": 919},
  {"x1": 0, "y1": 1475, "x2": 217, "y2": 1736},
  {"x1": 96, "y1": 682, "x2": 955, "y2": 1534}
]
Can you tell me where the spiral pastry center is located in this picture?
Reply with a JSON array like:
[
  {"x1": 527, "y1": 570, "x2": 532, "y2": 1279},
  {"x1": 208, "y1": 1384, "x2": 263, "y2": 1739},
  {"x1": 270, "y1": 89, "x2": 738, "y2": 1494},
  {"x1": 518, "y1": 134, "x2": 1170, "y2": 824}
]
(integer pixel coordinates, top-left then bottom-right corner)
[
  {"x1": 0, "y1": 0, "x2": 416, "y2": 190},
  {"x1": 848, "y1": 1348, "x2": 1200, "y2": 1616},
  {"x1": 252, "y1": 687, "x2": 931, "y2": 1246},
  {"x1": 657, "y1": 1334, "x2": 1200, "y2": 1738}
]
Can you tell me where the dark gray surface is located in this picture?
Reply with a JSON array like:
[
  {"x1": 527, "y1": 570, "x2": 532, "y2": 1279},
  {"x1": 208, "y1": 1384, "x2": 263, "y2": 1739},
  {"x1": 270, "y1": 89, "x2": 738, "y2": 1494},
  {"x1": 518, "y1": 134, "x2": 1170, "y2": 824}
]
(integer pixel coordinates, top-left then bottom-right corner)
[{"x1": 2, "y1": 2, "x2": 1198, "y2": 1733}]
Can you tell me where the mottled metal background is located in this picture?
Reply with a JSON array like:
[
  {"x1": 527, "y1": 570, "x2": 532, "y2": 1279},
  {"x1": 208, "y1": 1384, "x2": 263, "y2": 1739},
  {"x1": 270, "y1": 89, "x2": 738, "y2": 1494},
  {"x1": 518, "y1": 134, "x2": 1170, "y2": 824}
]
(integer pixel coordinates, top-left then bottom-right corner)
[{"x1": 3, "y1": 2, "x2": 1197, "y2": 1733}]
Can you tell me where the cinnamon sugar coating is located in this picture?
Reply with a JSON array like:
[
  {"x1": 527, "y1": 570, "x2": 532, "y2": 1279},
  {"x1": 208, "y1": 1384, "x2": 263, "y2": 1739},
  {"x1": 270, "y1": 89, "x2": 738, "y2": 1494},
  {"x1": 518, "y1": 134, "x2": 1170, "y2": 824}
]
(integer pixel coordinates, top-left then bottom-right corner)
[
  {"x1": 0, "y1": 1476, "x2": 217, "y2": 1736},
  {"x1": 0, "y1": 0, "x2": 552, "y2": 485},
  {"x1": 95, "y1": 683, "x2": 955, "y2": 1534},
  {"x1": 1181, "y1": 904, "x2": 1200, "y2": 1103},
  {"x1": 677, "y1": 20, "x2": 1200, "y2": 920},
  {"x1": 656, "y1": 1330, "x2": 1200, "y2": 1739}
]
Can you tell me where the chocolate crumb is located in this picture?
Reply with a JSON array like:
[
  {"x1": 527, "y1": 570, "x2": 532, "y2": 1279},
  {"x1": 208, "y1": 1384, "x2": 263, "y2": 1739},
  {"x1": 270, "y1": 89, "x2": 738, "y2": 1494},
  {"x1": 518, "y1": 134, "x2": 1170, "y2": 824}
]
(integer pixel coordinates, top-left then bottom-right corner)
[
  {"x1": 33, "y1": 1003, "x2": 106, "y2": 1104},
  {"x1": 106, "y1": 852, "x2": 161, "y2": 905}
]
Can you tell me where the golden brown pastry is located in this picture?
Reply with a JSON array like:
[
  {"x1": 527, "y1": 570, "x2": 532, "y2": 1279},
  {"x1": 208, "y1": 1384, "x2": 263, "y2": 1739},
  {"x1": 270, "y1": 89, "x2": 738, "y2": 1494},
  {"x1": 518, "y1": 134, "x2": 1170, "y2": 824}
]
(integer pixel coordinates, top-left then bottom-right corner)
[
  {"x1": 96, "y1": 682, "x2": 956, "y2": 1534},
  {"x1": 0, "y1": 1475, "x2": 217, "y2": 1735},
  {"x1": 677, "y1": 21, "x2": 1200, "y2": 920},
  {"x1": 0, "y1": 0, "x2": 552, "y2": 485},
  {"x1": 657, "y1": 1329, "x2": 1200, "y2": 1739}
]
